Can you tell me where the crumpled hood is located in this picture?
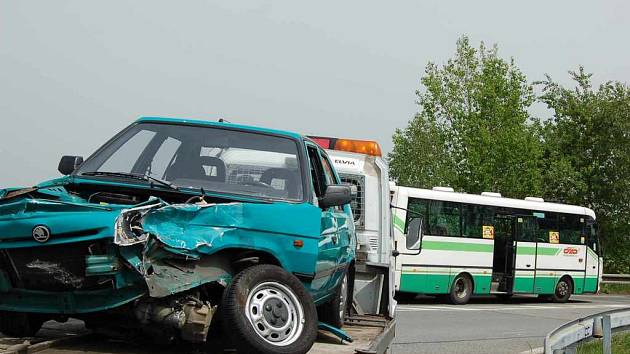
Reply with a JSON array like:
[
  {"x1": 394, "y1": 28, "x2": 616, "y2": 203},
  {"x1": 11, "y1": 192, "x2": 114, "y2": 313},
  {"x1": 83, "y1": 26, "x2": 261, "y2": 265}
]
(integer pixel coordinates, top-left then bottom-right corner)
[
  {"x1": 0, "y1": 185, "x2": 124, "y2": 247},
  {"x1": 118, "y1": 200, "x2": 321, "y2": 254},
  {"x1": 113, "y1": 200, "x2": 323, "y2": 297}
]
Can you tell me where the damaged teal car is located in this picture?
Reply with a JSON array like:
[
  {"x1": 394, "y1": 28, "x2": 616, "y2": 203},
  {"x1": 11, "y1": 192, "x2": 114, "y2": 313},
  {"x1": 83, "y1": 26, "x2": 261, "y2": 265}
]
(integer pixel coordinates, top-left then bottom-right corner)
[{"x1": 0, "y1": 117, "x2": 355, "y2": 354}]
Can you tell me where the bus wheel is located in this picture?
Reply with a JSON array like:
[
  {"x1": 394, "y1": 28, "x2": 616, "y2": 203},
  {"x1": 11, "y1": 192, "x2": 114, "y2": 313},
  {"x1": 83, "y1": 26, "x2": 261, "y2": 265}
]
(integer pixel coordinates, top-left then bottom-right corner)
[
  {"x1": 221, "y1": 264, "x2": 318, "y2": 354},
  {"x1": 449, "y1": 274, "x2": 473, "y2": 305},
  {"x1": 552, "y1": 277, "x2": 573, "y2": 303}
]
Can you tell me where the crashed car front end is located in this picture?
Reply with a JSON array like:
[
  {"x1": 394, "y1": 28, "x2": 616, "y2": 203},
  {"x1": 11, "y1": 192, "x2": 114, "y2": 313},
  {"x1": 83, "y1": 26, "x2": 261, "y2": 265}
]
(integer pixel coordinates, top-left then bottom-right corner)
[
  {"x1": 0, "y1": 185, "x2": 147, "y2": 315},
  {"x1": 0, "y1": 184, "x2": 321, "y2": 343}
]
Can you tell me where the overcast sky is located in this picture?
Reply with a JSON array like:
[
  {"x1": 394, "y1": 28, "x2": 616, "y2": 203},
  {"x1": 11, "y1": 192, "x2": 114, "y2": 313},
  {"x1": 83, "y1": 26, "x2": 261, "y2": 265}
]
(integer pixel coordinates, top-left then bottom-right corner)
[{"x1": 1, "y1": 0, "x2": 629, "y2": 187}]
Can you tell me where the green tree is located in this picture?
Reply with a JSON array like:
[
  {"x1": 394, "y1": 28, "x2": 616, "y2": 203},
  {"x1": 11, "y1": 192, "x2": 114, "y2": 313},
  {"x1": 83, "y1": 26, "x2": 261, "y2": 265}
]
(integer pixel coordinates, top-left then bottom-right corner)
[
  {"x1": 538, "y1": 67, "x2": 630, "y2": 273},
  {"x1": 389, "y1": 36, "x2": 543, "y2": 198}
]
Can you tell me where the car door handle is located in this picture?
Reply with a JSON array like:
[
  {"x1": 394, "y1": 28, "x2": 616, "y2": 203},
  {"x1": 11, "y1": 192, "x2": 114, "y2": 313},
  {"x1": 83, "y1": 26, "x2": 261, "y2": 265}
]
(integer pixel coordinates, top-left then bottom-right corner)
[{"x1": 526, "y1": 264, "x2": 531, "y2": 268}]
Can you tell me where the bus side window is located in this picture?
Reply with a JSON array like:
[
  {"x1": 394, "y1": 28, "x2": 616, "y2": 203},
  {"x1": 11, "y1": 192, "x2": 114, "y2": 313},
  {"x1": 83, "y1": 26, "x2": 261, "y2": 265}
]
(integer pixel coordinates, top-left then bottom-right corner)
[
  {"x1": 516, "y1": 216, "x2": 538, "y2": 242},
  {"x1": 463, "y1": 204, "x2": 494, "y2": 238},
  {"x1": 429, "y1": 200, "x2": 461, "y2": 237},
  {"x1": 559, "y1": 214, "x2": 582, "y2": 245},
  {"x1": 535, "y1": 211, "x2": 558, "y2": 243},
  {"x1": 405, "y1": 198, "x2": 428, "y2": 234}
]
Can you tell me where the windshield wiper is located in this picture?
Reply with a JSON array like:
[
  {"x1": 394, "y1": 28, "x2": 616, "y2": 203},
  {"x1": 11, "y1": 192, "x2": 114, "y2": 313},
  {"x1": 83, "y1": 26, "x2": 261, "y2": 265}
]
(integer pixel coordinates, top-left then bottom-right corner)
[{"x1": 81, "y1": 171, "x2": 179, "y2": 191}]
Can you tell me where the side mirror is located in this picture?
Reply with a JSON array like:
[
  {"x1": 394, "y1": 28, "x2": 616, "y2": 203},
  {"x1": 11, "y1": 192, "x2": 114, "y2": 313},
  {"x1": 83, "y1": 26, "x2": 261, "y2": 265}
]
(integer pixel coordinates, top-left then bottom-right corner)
[
  {"x1": 406, "y1": 217, "x2": 423, "y2": 250},
  {"x1": 58, "y1": 155, "x2": 84, "y2": 175},
  {"x1": 319, "y1": 185, "x2": 352, "y2": 209}
]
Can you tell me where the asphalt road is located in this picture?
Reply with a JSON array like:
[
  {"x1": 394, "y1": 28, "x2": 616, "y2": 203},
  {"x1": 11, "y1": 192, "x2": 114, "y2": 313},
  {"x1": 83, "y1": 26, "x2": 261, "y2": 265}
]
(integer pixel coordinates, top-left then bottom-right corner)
[
  {"x1": 392, "y1": 294, "x2": 630, "y2": 354},
  {"x1": 2, "y1": 294, "x2": 628, "y2": 354}
]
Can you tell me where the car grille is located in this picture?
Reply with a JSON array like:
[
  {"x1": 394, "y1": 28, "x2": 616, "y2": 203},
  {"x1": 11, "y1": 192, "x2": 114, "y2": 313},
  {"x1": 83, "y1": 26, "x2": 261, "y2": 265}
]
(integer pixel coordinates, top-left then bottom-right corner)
[
  {"x1": 339, "y1": 173, "x2": 365, "y2": 228},
  {"x1": 0, "y1": 240, "x2": 112, "y2": 291}
]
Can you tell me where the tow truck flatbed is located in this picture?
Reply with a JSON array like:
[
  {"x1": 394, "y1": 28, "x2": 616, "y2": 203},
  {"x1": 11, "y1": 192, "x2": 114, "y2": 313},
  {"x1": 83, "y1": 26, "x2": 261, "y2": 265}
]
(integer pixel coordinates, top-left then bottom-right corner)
[{"x1": 0, "y1": 316, "x2": 394, "y2": 354}]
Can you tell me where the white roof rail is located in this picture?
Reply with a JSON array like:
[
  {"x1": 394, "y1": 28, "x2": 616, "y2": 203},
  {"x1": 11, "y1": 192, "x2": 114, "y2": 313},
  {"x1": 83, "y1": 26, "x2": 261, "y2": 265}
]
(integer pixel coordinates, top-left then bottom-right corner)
[
  {"x1": 525, "y1": 197, "x2": 545, "y2": 202},
  {"x1": 481, "y1": 192, "x2": 502, "y2": 197},
  {"x1": 432, "y1": 186, "x2": 455, "y2": 192}
]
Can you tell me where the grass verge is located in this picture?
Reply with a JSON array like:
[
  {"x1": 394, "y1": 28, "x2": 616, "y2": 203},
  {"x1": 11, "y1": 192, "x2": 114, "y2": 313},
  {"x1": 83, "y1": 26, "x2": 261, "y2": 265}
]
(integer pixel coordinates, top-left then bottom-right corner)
[
  {"x1": 599, "y1": 283, "x2": 630, "y2": 295},
  {"x1": 577, "y1": 331, "x2": 630, "y2": 354}
]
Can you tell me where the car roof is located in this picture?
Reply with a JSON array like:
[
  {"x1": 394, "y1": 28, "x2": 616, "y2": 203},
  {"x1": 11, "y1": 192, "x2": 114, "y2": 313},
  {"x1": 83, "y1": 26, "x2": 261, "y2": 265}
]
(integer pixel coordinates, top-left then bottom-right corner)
[{"x1": 136, "y1": 116, "x2": 304, "y2": 140}]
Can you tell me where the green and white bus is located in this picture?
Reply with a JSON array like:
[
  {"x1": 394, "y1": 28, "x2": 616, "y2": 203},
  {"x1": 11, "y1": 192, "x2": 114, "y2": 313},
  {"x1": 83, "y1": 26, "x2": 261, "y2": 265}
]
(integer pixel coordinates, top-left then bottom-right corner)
[{"x1": 392, "y1": 185, "x2": 602, "y2": 304}]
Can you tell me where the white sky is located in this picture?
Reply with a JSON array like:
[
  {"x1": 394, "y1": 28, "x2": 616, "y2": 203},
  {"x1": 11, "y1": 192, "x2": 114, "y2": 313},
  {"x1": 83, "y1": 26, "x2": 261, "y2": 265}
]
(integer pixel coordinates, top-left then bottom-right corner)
[{"x1": 1, "y1": 0, "x2": 629, "y2": 187}]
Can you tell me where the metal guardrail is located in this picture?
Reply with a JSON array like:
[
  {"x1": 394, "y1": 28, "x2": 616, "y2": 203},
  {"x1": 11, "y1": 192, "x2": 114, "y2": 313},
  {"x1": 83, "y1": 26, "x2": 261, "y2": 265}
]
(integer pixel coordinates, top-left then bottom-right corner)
[
  {"x1": 601, "y1": 273, "x2": 630, "y2": 285},
  {"x1": 544, "y1": 307, "x2": 630, "y2": 354}
]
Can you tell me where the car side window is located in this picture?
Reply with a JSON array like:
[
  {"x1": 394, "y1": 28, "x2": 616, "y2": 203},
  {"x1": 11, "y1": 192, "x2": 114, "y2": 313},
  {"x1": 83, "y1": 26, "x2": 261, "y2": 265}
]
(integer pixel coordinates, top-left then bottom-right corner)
[
  {"x1": 307, "y1": 145, "x2": 326, "y2": 199},
  {"x1": 320, "y1": 152, "x2": 338, "y2": 187},
  {"x1": 320, "y1": 151, "x2": 344, "y2": 211}
]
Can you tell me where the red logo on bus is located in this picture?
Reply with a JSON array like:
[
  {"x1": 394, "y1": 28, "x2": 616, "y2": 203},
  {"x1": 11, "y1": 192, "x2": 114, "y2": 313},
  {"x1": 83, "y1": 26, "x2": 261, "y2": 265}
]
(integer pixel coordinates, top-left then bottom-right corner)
[{"x1": 563, "y1": 247, "x2": 578, "y2": 255}]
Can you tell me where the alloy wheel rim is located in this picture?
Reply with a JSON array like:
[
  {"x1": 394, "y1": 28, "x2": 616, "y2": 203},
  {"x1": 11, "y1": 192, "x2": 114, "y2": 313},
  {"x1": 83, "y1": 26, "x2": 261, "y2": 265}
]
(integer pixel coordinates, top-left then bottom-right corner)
[{"x1": 557, "y1": 282, "x2": 569, "y2": 297}]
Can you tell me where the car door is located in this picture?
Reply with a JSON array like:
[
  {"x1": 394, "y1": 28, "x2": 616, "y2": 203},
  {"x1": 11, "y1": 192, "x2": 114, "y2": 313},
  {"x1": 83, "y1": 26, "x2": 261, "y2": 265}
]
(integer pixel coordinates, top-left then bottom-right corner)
[
  {"x1": 306, "y1": 144, "x2": 339, "y2": 298},
  {"x1": 319, "y1": 150, "x2": 353, "y2": 285}
]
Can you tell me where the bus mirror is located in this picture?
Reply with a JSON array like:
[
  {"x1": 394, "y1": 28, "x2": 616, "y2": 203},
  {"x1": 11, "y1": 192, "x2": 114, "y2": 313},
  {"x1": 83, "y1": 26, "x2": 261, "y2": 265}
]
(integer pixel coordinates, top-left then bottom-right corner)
[{"x1": 406, "y1": 217, "x2": 423, "y2": 250}]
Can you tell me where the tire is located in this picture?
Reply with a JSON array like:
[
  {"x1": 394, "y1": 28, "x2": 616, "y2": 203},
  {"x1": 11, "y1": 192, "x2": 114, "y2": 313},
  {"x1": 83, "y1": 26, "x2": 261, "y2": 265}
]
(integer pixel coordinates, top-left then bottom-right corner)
[
  {"x1": 0, "y1": 312, "x2": 45, "y2": 337},
  {"x1": 449, "y1": 274, "x2": 473, "y2": 305},
  {"x1": 317, "y1": 269, "x2": 350, "y2": 328},
  {"x1": 552, "y1": 277, "x2": 573, "y2": 303},
  {"x1": 221, "y1": 264, "x2": 318, "y2": 354}
]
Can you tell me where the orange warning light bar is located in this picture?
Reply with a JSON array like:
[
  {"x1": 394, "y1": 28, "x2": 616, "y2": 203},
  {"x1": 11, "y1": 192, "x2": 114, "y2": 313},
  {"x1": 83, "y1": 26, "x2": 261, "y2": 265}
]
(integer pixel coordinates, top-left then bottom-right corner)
[
  {"x1": 308, "y1": 136, "x2": 382, "y2": 157},
  {"x1": 334, "y1": 139, "x2": 382, "y2": 156}
]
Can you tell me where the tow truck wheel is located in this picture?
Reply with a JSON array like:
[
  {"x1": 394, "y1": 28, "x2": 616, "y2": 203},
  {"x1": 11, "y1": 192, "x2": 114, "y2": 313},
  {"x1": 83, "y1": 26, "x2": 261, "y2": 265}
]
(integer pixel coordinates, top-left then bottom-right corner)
[
  {"x1": 0, "y1": 311, "x2": 45, "y2": 337},
  {"x1": 221, "y1": 264, "x2": 317, "y2": 354},
  {"x1": 318, "y1": 269, "x2": 350, "y2": 328}
]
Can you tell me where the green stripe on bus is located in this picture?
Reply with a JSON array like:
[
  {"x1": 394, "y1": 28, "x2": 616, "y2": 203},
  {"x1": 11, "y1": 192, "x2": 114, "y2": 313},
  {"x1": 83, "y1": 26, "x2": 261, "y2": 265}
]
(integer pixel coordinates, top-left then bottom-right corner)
[
  {"x1": 399, "y1": 273, "x2": 492, "y2": 294},
  {"x1": 400, "y1": 273, "x2": 600, "y2": 296},
  {"x1": 393, "y1": 214, "x2": 405, "y2": 232},
  {"x1": 517, "y1": 247, "x2": 561, "y2": 256},
  {"x1": 584, "y1": 277, "x2": 598, "y2": 292},
  {"x1": 422, "y1": 240, "x2": 494, "y2": 253}
]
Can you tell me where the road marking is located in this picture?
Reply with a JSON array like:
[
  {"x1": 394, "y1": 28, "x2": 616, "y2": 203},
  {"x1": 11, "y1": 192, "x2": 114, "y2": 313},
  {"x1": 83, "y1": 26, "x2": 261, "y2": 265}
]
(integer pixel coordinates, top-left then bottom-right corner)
[{"x1": 396, "y1": 303, "x2": 629, "y2": 312}]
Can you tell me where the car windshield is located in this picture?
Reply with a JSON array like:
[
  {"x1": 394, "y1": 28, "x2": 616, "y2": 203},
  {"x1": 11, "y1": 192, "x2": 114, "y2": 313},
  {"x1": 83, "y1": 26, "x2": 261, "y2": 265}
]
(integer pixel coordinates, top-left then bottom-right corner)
[{"x1": 76, "y1": 122, "x2": 304, "y2": 201}]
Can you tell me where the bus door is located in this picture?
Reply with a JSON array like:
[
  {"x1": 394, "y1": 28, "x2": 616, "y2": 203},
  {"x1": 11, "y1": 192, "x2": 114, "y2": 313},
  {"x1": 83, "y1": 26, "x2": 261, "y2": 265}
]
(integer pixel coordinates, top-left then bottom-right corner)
[
  {"x1": 492, "y1": 215, "x2": 516, "y2": 292},
  {"x1": 513, "y1": 216, "x2": 539, "y2": 293},
  {"x1": 584, "y1": 221, "x2": 599, "y2": 293}
]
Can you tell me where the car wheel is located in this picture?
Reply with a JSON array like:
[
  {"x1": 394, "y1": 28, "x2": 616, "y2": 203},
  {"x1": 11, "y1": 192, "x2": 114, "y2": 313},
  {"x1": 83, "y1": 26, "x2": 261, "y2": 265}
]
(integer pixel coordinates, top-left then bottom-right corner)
[
  {"x1": 552, "y1": 277, "x2": 573, "y2": 303},
  {"x1": 0, "y1": 312, "x2": 45, "y2": 337},
  {"x1": 449, "y1": 274, "x2": 473, "y2": 305},
  {"x1": 318, "y1": 270, "x2": 350, "y2": 328},
  {"x1": 221, "y1": 264, "x2": 317, "y2": 354}
]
